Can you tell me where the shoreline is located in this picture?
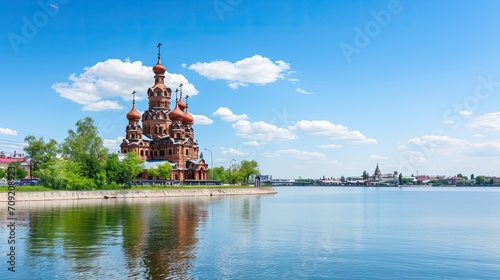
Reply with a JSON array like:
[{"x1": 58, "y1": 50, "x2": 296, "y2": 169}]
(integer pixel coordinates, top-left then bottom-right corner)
[{"x1": 0, "y1": 187, "x2": 277, "y2": 202}]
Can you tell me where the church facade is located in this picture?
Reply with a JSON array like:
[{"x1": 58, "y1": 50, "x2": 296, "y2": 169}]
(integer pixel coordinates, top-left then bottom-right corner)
[{"x1": 120, "y1": 45, "x2": 208, "y2": 181}]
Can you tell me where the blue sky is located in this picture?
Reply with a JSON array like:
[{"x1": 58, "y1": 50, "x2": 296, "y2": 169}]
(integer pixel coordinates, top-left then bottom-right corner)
[{"x1": 2, "y1": 0, "x2": 500, "y2": 179}]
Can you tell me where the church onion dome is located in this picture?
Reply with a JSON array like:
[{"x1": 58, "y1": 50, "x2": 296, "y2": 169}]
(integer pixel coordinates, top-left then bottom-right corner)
[
  {"x1": 183, "y1": 109, "x2": 194, "y2": 124},
  {"x1": 126, "y1": 105, "x2": 141, "y2": 121},
  {"x1": 177, "y1": 97, "x2": 187, "y2": 111},
  {"x1": 169, "y1": 103, "x2": 184, "y2": 119},
  {"x1": 153, "y1": 59, "x2": 166, "y2": 74}
]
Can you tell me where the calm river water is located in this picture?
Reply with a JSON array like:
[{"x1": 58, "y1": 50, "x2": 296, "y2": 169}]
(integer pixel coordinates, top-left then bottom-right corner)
[{"x1": 1, "y1": 186, "x2": 500, "y2": 279}]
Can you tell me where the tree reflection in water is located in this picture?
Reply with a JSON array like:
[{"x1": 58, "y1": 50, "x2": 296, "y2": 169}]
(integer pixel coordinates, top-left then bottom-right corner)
[{"x1": 21, "y1": 197, "x2": 211, "y2": 279}]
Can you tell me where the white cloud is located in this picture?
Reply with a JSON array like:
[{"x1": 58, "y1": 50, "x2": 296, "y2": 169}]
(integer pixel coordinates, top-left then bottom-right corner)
[
  {"x1": 103, "y1": 137, "x2": 125, "y2": 152},
  {"x1": 397, "y1": 145, "x2": 408, "y2": 150},
  {"x1": 243, "y1": 141, "x2": 261, "y2": 146},
  {"x1": 296, "y1": 88, "x2": 313, "y2": 95},
  {"x1": 0, "y1": 128, "x2": 18, "y2": 136},
  {"x1": 228, "y1": 81, "x2": 249, "y2": 89},
  {"x1": 213, "y1": 107, "x2": 248, "y2": 122},
  {"x1": 407, "y1": 135, "x2": 465, "y2": 147},
  {"x1": 469, "y1": 140, "x2": 500, "y2": 156},
  {"x1": 53, "y1": 58, "x2": 198, "y2": 111},
  {"x1": 473, "y1": 134, "x2": 485, "y2": 138},
  {"x1": 189, "y1": 54, "x2": 291, "y2": 88},
  {"x1": 469, "y1": 111, "x2": 500, "y2": 130},
  {"x1": 263, "y1": 149, "x2": 327, "y2": 161},
  {"x1": 290, "y1": 120, "x2": 376, "y2": 144},
  {"x1": 83, "y1": 100, "x2": 123, "y2": 111},
  {"x1": 370, "y1": 155, "x2": 388, "y2": 160},
  {"x1": 442, "y1": 120, "x2": 454, "y2": 125},
  {"x1": 459, "y1": 110, "x2": 473, "y2": 116},
  {"x1": 233, "y1": 120, "x2": 296, "y2": 142},
  {"x1": 192, "y1": 114, "x2": 214, "y2": 125},
  {"x1": 398, "y1": 133, "x2": 500, "y2": 174},
  {"x1": 318, "y1": 144, "x2": 343, "y2": 149},
  {"x1": 220, "y1": 147, "x2": 248, "y2": 157},
  {"x1": 288, "y1": 78, "x2": 299, "y2": 83},
  {"x1": 181, "y1": 63, "x2": 187, "y2": 68}
]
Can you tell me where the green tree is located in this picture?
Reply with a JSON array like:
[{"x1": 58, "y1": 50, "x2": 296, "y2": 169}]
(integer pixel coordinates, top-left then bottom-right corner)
[
  {"x1": 362, "y1": 170, "x2": 369, "y2": 180},
  {"x1": 61, "y1": 117, "x2": 108, "y2": 161},
  {"x1": 121, "y1": 152, "x2": 144, "y2": 184},
  {"x1": 147, "y1": 167, "x2": 159, "y2": 179},
  {"x1": 35, "y1": 159, "x2": 67, "y2": 189},
  {"x1": 61, "y1": 159, "x2": 97, "y2": 190},
  {"x1": 35, "y1": 159, "x2": 96, "y2": 190},
  {"x1": 8, "y1": 162, "x2": 28, "y2": 179},
  {"x1": 157, "y1": 163, "x2": 173, "y2": 179},
  {"x1": 94, "y1": 170, "x2": 107, "y2": 188},
  {"x1": 211, "y1": 166, "x2": 227, "y2": 182},
  {"x1": 0, "y1": 168, "x2": 5, "y2": 180},
  {"x1": 61, "y1": 117, "x2": 108, "y2": 180},
  {"x1": 489, "y1": 178, "x2": 494, "y2": 185},
  {"x1": 227, "y1": 162, "x2": 244, "y2": 184},
  {"x1": 24, "y1": 135, "x2": 59, "y2": 171},
  {"x1": 239, "y1": 160, "x2": 259, "y2": 183},
  {"x1": 105, "y1": 153, "x2": 124, "y2": 184},
  {"x1": 470, "y1": 174, "x2": 475, "y2": 180},
  {"x1": 80, "y1": 154, "x2": 102, "y2": 179},
  {"x1": 475, "y1": 175, "x2": 485, "y2": 185},
  {"x1": 398, "y1": 173, "x2": 403, "y2": 184},
  {"x1": 340, "y1": 176, "x2": 346, "y2": 182}
]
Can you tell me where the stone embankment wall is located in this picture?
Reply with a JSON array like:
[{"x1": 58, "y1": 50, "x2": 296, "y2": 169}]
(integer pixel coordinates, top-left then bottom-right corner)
[{"x1": 0, "y1": 187, "x2": 277, "y2": 202}]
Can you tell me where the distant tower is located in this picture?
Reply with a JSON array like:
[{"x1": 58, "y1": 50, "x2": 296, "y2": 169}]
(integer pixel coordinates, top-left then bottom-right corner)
[{"x1": 373, "y1": 163, "x2": 382, "y2": 181}]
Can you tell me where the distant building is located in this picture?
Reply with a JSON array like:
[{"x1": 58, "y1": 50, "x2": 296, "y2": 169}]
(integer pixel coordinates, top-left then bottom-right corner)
[
  {"x1": 372, "y1": 163, "x2": 382, "y2": 181},
  {"x1": 0, "y1": 152, "x2": 31, "y2": 184},
  {"x1": 120, "y1": 45, "x2": 208, "y2": 181}
]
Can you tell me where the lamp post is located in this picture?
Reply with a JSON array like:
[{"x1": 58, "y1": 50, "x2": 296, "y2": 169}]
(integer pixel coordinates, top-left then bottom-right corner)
[
  {"x1": 204, "y1": 148, "x2": 213, "y2": 180},
  {"x1": 229, "y1": 158, "x2": 236, "y2": 184},
  {"x1": 29, "y1": 158, "x2": 33, "y2": 180}
]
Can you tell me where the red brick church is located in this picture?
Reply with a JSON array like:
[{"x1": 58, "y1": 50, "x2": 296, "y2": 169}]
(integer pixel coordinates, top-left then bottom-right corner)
[{"x1": 120, "y1": 44, "x2": 208, "y2": 181}]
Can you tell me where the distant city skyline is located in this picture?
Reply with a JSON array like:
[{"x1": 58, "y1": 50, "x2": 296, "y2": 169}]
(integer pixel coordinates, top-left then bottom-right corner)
[{"x1": 2, "y1": 0, "x2": 500, "y2": 178}]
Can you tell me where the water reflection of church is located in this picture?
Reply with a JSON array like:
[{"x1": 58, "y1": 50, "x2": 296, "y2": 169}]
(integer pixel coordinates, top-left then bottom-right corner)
[{"x1": 120, "y1": 44, "x2": 208, "y2": 181}]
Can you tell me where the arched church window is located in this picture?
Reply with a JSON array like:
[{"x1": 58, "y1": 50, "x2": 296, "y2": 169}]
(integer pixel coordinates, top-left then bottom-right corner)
[
  {"x1": 140, "y1": 150, "x2": 144, "y2": 156},
  {"x1": 185, "y1": 149, "x2": 189, "y2": 155},
  {"x1": 157, "y1": 91, "x2": 162, "y2": 96}
]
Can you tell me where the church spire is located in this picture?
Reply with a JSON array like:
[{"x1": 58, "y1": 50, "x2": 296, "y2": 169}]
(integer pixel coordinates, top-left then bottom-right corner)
[
  {"x1": 177, "y1": 83, "x2": 187, "y2": 111},
  {"x1": 157, "y1": 42, "x2": 162, "y2": 61},
  {"x1": 126, "y1": 90, "x2": 141, "y2": 121},
  {"x1": 153, "y1": 42, "x2": 166, "y2": 75}
]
